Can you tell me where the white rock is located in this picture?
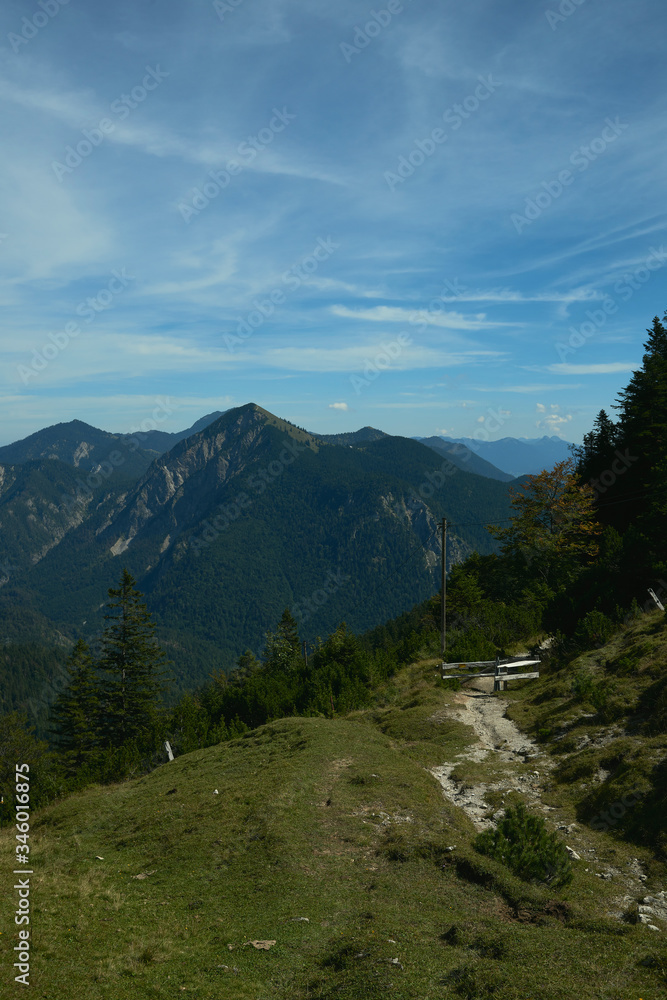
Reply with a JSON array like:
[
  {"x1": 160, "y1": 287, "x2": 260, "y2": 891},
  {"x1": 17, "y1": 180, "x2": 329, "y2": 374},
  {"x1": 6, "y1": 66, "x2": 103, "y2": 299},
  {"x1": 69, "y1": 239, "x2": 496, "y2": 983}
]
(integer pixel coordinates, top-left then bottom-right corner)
[{"x1": 566, "y1": 846, "x2": 581, "y2": 860}]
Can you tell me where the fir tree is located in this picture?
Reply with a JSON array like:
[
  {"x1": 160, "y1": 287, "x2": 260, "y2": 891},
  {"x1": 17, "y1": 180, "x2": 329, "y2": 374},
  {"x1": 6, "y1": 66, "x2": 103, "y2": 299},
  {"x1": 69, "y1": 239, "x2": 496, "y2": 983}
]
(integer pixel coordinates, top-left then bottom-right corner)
[
  {"x1": 572, "y1": 409, "x2": 619, "y2": 479},
  {"x1": 616, "y1": 314, "x2": 667, "y2": 440},
  {"x1": 615, "y1": 312, "x2": 667, "y2": 546},
  {"x1": 97, "y1": 569, "x2": 168, "y2": 749},
  {"x1": 263, "y1": 608, "x2": 302, "y2": 675},
  {"x1": 49, "y1": 639, "x2": 100, "y2": 774}
]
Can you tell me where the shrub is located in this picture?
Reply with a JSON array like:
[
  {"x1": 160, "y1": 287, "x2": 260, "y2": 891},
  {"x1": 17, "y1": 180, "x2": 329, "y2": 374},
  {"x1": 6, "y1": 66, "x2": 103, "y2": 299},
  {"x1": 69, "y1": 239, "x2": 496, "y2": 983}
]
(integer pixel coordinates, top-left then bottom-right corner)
[
  {"x1": 473, "y1": 803, "x2": 573, "y2": 889},
  {"x1": 570, "y1": 668, "x2": 597, "y2": 702},
  {"x1": 574, "y1": 610, "x2": 616, "y2": 649}
]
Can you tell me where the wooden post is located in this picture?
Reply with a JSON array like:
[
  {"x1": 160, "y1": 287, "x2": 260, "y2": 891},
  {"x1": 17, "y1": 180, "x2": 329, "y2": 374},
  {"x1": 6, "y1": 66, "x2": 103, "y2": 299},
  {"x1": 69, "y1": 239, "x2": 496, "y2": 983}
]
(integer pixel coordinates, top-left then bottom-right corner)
[
  {"x1": 441, "y1": 518, "x2": 447, "y2": 659},
  {"x1": 493, "y1": 655, "x2": 506, "y2": 692},
  {"x1": 648, "y1": 588, "x2": 665, "y2": 612}
]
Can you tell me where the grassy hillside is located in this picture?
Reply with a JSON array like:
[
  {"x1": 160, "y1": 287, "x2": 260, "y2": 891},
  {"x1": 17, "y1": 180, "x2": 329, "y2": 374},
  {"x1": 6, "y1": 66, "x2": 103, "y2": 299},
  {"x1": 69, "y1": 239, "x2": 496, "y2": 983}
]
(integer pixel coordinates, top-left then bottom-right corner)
[
  {"x1": 3, "y1": 619, "x2": 666, "y2": 999},
  {"x1": 504, "y1": 608, "x2": 667, "y2": 857}
]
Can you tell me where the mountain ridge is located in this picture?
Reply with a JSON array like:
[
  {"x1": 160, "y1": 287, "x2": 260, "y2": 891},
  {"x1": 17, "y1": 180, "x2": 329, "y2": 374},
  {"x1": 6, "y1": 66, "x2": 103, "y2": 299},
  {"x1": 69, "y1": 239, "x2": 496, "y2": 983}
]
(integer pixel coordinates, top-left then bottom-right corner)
[
  {"x1": 0, "y1": 403, "x2": 514, "y2": 687},
  {"x1": 438, "y1": 434, "x2": 574, "y2": 477}
]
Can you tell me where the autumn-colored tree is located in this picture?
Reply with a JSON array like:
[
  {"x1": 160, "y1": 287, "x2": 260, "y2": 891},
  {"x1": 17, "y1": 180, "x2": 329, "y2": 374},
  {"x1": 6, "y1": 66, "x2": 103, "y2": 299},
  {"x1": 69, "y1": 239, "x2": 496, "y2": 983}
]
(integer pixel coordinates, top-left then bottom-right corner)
[{"x1": 488, "y1": 459, "x2": 601, "y2": 588}]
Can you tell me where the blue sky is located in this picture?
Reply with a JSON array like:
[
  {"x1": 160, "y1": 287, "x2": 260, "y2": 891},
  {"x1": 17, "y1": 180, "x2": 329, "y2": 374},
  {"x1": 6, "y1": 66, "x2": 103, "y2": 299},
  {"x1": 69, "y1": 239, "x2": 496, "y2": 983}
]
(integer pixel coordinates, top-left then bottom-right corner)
[{"x1": 1, "y1": 0, "x2": 666, "y2": 447}]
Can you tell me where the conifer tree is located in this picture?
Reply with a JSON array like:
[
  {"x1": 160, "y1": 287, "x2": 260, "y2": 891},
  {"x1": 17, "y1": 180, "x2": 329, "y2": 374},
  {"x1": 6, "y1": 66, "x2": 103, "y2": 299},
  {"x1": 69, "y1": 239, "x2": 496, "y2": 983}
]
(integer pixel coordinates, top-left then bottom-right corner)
[
  {"x1": 97, "y1": 569, "x2": 168, "y2": 749},
  {"x1": 615, "y1": 312, "x2": 667, "y2": 543},
  {"x1": 616, "y1": 314, "x2": 667, "y2": 442},
  {"x1": 49, "y1": 639, "x2": 100, "y2": 774},
  {"x1": 573, "y1": 409, "x2": 618, "y2": 479},
  {"x1": 263, "y1": 608, "x2": 302, "y2": 674}
]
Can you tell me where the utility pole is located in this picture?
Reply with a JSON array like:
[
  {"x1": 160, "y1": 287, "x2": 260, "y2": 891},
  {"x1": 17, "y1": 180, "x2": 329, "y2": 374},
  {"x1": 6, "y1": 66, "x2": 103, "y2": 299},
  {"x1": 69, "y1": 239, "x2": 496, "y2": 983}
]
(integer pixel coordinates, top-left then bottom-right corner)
[{"x1": 441, "y1": 518, "x2": 447, "y2": 660}]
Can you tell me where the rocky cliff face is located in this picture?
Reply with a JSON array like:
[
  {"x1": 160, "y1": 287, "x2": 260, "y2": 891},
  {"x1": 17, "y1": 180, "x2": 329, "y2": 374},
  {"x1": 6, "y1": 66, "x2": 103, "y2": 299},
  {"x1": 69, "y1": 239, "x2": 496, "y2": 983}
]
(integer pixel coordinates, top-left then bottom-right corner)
[
  {"x1": 0, "y1": 459, "x2": 101, "y2": 577},
  {"x1": 97, "y1": 404, "x2": 320, "y2": 557}
]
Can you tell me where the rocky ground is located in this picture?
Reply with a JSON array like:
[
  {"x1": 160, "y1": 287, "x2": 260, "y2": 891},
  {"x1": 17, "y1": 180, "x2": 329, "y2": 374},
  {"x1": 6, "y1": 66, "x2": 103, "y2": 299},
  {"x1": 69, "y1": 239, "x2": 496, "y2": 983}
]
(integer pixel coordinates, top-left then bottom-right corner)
[{"x1": 429, "y1": 681, "x2": 665, "y2": 931}]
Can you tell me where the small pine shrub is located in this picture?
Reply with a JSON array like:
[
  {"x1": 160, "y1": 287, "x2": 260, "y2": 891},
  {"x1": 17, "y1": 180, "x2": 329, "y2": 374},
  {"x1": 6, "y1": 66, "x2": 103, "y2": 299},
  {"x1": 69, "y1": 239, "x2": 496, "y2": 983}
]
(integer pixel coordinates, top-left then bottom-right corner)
[
  {"x1": 608, "y1": 653, "x2": 640, "y2": 676},
  {"x1": 473, "y1": 803, "x2": 573, "y2": 889},
  {"x1": 574, "y1": 610, "x2": 616, "y2": 649},
  {"x1": 570, "y1": 669, "x2": 597, "y2": 702}
]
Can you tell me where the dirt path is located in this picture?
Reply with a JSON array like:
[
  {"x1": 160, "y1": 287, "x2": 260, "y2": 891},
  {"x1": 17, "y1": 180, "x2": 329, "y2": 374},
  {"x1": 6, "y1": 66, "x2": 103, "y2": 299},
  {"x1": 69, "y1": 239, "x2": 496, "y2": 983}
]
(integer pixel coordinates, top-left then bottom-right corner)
[
  {"x1": 430, "y1": 686, "x2": 552, "y2": 831},
  {"x1": 429, "y1": 685, "x2": 661, "y2": 926}
]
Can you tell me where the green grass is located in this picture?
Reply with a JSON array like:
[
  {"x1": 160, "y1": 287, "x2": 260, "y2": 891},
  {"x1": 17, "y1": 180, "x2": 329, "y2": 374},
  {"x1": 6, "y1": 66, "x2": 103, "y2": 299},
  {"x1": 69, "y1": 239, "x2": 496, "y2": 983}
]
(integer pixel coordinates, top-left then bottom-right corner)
[
  {"x1": 2, "y1": 643, "x2": 667, "y2": 998},
  {"x1": 503, "y1": 609, "x2": 667, "y2": 859}
]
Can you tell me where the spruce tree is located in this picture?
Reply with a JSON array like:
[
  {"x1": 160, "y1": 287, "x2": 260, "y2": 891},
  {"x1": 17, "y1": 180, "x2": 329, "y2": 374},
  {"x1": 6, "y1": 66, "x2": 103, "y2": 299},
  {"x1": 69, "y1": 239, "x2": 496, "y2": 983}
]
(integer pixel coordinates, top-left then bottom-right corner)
[
  {"x1": 49, "y1": 639, "x2": 100, "y2": 774},
  {"x1": 573, "y1": 409, "x2": 618, "y2": 477},
  {"x1": 615, "y1": 312, "x2": 667, "y2": 546},
  {"x1": 616, "y1": 314, "x2": 667, "y2": 441},
  {"x1": 97, "y1": 569, "x2": 168, "y2": 749},
  {"x1": 263, "y1": 608, "x2": 302, "y2": 675}
]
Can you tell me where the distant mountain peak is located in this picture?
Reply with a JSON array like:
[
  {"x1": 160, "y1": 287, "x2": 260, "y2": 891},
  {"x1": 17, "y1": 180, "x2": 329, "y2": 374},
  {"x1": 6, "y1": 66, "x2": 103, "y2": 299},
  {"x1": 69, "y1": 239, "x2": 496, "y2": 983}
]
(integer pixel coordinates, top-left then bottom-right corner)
[{"x1": 437, "y1": 434, "x2": 573, "y2": 478}]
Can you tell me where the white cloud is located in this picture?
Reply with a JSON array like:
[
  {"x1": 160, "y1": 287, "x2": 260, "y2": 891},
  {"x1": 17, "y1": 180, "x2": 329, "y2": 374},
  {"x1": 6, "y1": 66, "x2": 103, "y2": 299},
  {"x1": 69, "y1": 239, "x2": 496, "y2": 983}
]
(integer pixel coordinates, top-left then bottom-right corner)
[
  {"x1": 330, "y1": 304, "x2": 504, "y2": 331},
  {"x1": 447, "y1": 288, "x2": 601, "y2": 304},
  {"x1": 259, "y1": 343, "x2": 502, "y2": 373},
  {"x1": 475, "y1": 383, "x2": 583, "y2": 393},
  {"x1": 547, "y1": 362, "x2": 638, "y2": 375},
  {"x1": 329, "y1": 402, "x2": 348, "y2": 411},
  {"x1": 535, "y1": 402, "x2": 573, "y2": 437}
]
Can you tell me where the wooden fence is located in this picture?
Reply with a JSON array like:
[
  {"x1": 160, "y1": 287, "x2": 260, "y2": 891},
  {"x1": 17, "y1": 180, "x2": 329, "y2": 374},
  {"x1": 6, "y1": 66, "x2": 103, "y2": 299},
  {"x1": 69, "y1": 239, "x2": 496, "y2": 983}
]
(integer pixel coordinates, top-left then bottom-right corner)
[{"x1": 442, "y1": 655, "x2": 540, "y2": 691}]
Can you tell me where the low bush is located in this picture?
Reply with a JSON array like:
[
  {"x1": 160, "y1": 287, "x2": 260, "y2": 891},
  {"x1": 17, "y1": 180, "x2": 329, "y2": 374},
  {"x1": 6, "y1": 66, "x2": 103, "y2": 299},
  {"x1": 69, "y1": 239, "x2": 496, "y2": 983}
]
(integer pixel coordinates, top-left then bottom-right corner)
[
  {"x1": 574, "y1": 610, "x2": 616, "y2": 649},
  {"x1": 473, "y1": 803, "x2": 573, "y2": 889}
]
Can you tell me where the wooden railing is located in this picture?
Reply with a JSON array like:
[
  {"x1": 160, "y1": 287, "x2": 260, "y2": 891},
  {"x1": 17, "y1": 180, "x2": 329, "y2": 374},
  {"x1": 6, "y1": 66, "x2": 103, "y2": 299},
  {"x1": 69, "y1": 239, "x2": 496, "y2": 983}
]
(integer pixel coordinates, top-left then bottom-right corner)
[{"x1": 441, "y1": 655, "x2": 540, "y2": 691}]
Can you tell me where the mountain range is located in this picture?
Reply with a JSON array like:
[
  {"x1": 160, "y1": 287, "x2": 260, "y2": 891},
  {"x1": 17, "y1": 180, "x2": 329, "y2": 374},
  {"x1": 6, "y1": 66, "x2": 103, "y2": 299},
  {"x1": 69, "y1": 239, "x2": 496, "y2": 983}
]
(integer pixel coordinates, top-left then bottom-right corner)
[
  {"x1": 0, "y1": 404, "x2": 525, "y2": 695},
  {"x1": 0, "y1": 411, "x2": 228, "y2": 478},
  {"x1": 432, "y1": 435, "x2": 573, "y2": 478}
]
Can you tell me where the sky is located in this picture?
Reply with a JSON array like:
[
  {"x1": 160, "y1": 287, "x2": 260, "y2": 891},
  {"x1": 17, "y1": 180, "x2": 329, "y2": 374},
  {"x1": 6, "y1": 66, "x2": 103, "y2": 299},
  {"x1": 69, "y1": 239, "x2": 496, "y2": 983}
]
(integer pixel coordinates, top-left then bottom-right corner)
[{"x1": 1, "y1": 0, "x2": 666, "y2": 448}]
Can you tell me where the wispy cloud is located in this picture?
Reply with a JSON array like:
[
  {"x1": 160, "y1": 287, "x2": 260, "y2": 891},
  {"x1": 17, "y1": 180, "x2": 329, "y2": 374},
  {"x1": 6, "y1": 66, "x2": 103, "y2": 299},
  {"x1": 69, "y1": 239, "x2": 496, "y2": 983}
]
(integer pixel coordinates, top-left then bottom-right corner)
[
  {"x1": 330, "y1": 304, "x2": 504, "y2": 330},
  {"x1": 475, "y1": 383, "x2": 584, "y2": 392},
  {"x1": 0, "y1": 0, "x2": 663, "y2": 444},
  {"x1": 547, "y1": 362, "x2": 638, "y2": 375}
]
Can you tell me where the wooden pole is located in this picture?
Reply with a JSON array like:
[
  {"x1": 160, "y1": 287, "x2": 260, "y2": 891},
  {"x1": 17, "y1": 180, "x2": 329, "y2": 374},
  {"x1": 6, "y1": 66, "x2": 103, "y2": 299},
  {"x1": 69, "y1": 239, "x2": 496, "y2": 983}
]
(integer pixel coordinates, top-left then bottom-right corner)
[{"x1": 441, "y1": 518, "x2": 447, "y2": 659}]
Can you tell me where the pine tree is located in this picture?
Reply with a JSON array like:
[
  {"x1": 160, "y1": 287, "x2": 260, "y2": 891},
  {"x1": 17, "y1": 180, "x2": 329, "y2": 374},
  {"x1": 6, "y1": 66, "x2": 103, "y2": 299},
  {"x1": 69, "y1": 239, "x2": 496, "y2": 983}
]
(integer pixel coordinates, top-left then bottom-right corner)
[
  {"x1": 616, "y1": 314, "x2": 667, "y2": 439},
  {"x1": 614, "y1": 312, "x2": 667, "y2": 544},
  {"x1": 97, "y1": 569, "x2": 168, "y2": 749},
  {"x1": 263, "y1": 608, "x2": 302, "y2": 675},
  {"x1": 572, "y1": 409, "x2": 618, "y2": 478},
  {"x1": 49, "y1": 639, "x2": 100, "y2": 774}
]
